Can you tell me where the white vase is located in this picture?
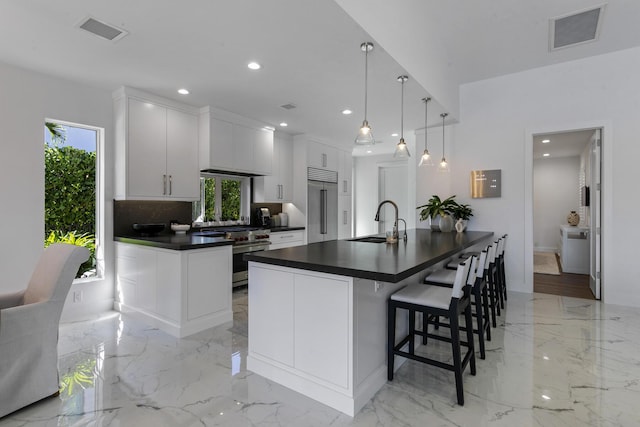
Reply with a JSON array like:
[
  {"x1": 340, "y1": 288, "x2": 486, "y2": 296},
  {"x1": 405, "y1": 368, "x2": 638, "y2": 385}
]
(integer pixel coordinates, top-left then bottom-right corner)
[
  {"x1": 430, "y1": 216, "x2": 440, "y2": 231},
  {"x1": 455, "y1": 218, "x2": 465, "y2": 233},
  {"x1": 439, "y1": 215, "x2": 454, "y2": 232}
]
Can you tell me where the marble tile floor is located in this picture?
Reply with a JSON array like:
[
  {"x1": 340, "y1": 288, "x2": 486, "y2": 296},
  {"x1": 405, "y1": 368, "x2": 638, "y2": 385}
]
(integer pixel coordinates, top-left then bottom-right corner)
[{"x1": 2, "y1": 290, "x2": 639, "y2": 426}]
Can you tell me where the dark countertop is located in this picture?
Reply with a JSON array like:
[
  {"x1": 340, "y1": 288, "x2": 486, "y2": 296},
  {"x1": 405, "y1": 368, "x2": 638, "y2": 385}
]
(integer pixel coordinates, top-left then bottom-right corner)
[
  {"x1": 245, "y1": 229, "x2": 494, "y2": 283},
  {"x1": 269, "y1": 226, "x2": 305, "y2": 232},
  {"x1": 114, "y1": 233, "x2": 233, "y2": 250}
]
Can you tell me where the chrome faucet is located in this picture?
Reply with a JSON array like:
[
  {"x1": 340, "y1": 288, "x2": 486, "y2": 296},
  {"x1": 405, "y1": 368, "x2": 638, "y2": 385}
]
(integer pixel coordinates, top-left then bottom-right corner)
[
  {"x1": 397, "y1": 218, "x2": 408, "y2": 241},
  {"x1": 374, "y1": 200, "x2": 399, "y2": 240}
]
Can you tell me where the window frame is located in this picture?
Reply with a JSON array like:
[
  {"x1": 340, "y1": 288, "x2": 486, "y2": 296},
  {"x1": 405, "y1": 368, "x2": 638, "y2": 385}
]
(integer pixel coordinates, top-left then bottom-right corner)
[
  {"x1": 196, "y1": 172, "x2": 250, "y2": 222},
  {"x1": 45, "y1": 118, "x2": 104, "y2": 282}
]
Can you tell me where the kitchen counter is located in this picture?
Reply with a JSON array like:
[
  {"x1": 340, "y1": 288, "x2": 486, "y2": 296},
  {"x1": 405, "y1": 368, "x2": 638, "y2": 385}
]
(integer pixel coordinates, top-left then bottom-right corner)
[
  {"x1": 269, "y1": 226, "x2": 305, "y2": 232},
  {"x1": 246, "y1": 228, "x2": 494, "y2": 416},
  {"x1": 114, "y1": 233, "x2": 233, "y2": 250},
  {"x1": 245, "y1": 229, "x2": 493, "y2": 282}
]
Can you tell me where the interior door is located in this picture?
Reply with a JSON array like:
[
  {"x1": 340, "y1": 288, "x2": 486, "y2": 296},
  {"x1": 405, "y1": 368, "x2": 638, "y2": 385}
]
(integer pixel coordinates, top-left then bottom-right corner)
[
  {"x1": 590, "y1": 129, "x2": 602, "y2": 299},
  {"x1": 378, "y1": 165, "x2": 408, "y2": 234}
]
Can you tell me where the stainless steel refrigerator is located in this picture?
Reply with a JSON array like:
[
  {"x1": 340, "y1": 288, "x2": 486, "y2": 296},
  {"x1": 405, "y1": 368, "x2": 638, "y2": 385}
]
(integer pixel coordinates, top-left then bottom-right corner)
[{"x1": 307, "y1": 168, "x2": 338, "y2": 243}]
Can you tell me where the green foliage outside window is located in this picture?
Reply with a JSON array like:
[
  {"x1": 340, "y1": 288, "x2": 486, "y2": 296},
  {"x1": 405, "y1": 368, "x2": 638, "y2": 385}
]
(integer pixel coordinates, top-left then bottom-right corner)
[
  {"x1": 221, "y1": 179, "x2": 240, "y2": 220},
  {"x1": 44, "y1": 122, "x2": 96, "y2": 277}
]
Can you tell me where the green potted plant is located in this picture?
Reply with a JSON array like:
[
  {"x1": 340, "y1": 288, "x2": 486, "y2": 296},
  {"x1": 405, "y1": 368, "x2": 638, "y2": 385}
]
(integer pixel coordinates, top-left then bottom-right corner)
[
  {"x1": 417, "y1": 195, "x2": 458, "y2": 232},
  {"x1": 450, "y1": 203, "x2": 473, "y2": 232}
]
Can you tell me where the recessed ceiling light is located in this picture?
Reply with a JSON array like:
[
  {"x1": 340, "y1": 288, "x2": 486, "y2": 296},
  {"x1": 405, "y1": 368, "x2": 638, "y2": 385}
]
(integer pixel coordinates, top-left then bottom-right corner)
[
  {"x1": 366, "y1": 150, "x2": 372, "y2": 154},
  {"x1": 542, "y1": 139, "x2": 550, "y2": 143},
  {"x1": 543, "y1": 153, "x2": 550, "y2": 157},
  {"x1": 248, "y1": 62, "x2": 261, "y2": 70},
  {"x1": 542, "y1": 395, "x2": 551, "y2": 400},
  {"x1": 279, "y1": 122, "x2": 288, "y2": 127},
  {"x1": 342, "y1": 109, "x2": 352, "y2": 115},
  {"x1": 177, "y1": 88, "x2": 189, "y2": 95},
  {"x1": 391, "y1": 133, "x2": 398, "y2": 137}
]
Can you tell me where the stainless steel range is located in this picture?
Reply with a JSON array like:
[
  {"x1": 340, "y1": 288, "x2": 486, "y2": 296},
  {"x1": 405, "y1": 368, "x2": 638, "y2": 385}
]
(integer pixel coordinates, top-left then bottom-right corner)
[{"x1": 193, "y1": 227, "x2": 271, "y2": 288}]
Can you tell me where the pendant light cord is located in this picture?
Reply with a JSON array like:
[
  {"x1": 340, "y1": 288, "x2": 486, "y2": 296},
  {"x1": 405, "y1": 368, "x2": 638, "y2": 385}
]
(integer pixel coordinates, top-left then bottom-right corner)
[
  {"x1": 441, "y1": 113, "x2": 448, "y2": 157},
  {"x1": 400, "y1": 78, "x2": 404, "y2": 140},
  {"x1": 364, "y1": 45, "x2": 369, "y2": 121},
  {"x1": 423, "y1": 98, "x2": 430, "y2": 150}
]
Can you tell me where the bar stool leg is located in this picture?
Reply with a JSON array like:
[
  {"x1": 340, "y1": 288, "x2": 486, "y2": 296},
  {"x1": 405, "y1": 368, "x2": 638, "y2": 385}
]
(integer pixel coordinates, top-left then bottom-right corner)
[
  {"x1": 450, "y1": 310, "x2": 464, "y2": 405},
  {"x1": 465, "y1": 303, "x2": 476, "y2": 376},
  {"x1": 473, "y1": 288, "x2": 486, "y2": 359},
  {"x1": 408, "y1": 309, "x2": 415, "y2": 354},
  {"x1": 482, "y1": 285, "x2": 491, "y2": 341},
  {"x1": 387, "y1": 302, "x2": 396, "y2": 381}
]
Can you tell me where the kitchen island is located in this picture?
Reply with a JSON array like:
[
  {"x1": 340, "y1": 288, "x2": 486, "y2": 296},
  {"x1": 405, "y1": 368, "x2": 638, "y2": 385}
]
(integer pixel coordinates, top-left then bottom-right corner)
[{"x1": 245, "y1": 229, "x2": 493, "y2": 416}]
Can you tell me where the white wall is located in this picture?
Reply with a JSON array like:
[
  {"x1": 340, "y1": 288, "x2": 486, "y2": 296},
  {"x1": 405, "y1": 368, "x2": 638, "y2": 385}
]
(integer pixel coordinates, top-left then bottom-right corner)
[
  {"x1": 533, "y1": 156, "x2": 580, "y2": 252},
  {"x1": 0, "y1": 61, "x2": 114, "y2": 319},
  {"x1": 452, "y1": 46, "x2": 640, "y2": 306},
  {"x1": 414, "y1": 126, "x2": 454, "y2": 229}
]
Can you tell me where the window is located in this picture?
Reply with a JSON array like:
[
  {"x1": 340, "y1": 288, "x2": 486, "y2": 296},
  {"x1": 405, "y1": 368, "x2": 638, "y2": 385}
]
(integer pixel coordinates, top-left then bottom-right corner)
[
  {"x1": 44, "y1": 120, "x2": 102, "y2": 279},
  {"x1": 193, "y1": 174, "x2": 250, "y2": 222}
]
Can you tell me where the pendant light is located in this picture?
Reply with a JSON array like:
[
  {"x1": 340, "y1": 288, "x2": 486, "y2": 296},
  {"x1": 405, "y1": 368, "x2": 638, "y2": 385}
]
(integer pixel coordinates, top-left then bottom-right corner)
[
  {"x1": 438, "y1": 113, "x2": 450, "y2": 172},
  {"x1": 355, "y1": 42, "x2": 375, "y2": 145},
  {"x1": 393, "y1": 75, "x2": 410, "y2": 158},
  {"x1": 419, "y1": 97, "x2": 433, "y2": 166}
]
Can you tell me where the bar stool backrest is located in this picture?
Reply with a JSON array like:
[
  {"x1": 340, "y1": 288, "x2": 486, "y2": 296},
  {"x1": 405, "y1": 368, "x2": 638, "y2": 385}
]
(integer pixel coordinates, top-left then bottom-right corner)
[
  {"x1": 466, "y1": 255, "x2": 479, "y2": 286},
  {"x1": 476, "y1": 249, "x2": 489, "y2": 279},
  {"x1": 497, "y1": 238, "x2": 505, "y2": 257},
  {"x1": 485, "y1": 244, "x2": 496, "y2": 270},
  {"x1": 452, "y1": 256, "x2": 473, "y2": 299}
]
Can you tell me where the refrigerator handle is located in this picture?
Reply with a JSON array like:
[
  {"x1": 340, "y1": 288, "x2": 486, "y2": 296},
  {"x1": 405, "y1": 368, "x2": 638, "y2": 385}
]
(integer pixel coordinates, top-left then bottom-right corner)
[{"x1": 320, "y1": 189, "x2": 327, "y2": 234}]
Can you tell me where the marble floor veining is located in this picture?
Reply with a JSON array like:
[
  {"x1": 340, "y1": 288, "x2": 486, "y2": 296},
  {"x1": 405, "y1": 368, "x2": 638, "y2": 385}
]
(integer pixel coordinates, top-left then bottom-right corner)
[{"x1": 2, "y1": 290, "x2": 639, "y2": 426}]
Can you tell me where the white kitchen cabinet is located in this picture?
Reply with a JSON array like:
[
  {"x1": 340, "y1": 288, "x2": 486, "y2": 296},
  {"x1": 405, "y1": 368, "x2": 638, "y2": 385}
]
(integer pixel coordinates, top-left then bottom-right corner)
[
  {"x1": 253, "y1": 134, "x2": 293, "y2": 202},
  {"x1": 307, "y1": 139, "x2": 338, "y2": 171},
  {"x1": 338, "y1": 195, "x2": 352, "y2": 239},
  {"x1": 339, "y1": 150, "x2": 353, "y2": 196},
  {"x1": 115, "y1": 242, "x2": 233, "y2": 338},
  {"x1": 199, "y1": 106, "x2": 273, "y2": 175},
  {"x1": 559, "y1": 225, "x2": 590, "y2": 274},
  {"x1": 269, "y1": 230, "x2": 304, "y2": 250},
  {"x1": 114, "y1": 87, "x2": 200, "y2": 201}
]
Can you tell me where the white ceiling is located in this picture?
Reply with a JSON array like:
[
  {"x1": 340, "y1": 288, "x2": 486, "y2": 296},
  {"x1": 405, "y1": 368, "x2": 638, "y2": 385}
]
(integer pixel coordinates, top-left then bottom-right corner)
[
  {"x1": 1, "y1": 1, "x2": 639, "y2": 156},
  {"x1": 533, "y1": 129, "x2": 595, "y2": 160}
]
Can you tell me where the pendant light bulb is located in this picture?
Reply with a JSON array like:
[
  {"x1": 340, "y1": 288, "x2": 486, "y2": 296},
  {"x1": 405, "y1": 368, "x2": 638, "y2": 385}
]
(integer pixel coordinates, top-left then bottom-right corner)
[
  {"x1": 355, "y1": 42, "x2": 375, "y2": 146},
  {"x1": 394, "y1": 75, "x2": 411, "y2": 158},
  {"x1": 419, "y1": 97, "x2": 433, "y2": 167},
  {"x1": 438, "y1": 112, "x2": 450, "y2": 172}
]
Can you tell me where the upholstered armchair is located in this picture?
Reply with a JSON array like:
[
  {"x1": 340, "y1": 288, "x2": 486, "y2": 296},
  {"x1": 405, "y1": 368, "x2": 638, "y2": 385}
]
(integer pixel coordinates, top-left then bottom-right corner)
[{"x1": 0, "y1": 243, "x2": 89, "y2": 418}]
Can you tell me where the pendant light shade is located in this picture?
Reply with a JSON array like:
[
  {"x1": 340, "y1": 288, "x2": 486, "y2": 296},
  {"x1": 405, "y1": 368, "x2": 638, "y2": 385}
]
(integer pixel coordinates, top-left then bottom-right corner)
[
  {"x1": 419, "y1": 97, "x2": 433, "y2": 167},
  {"x1": 393, "y1": 75, "x2": 410, "y2": 158},
  {"x1": 355, "y1": 42, "x2": 375, "y2": 146},
  {"x1": 438, "y1": 113, "x2": 450, "y2": 172}
]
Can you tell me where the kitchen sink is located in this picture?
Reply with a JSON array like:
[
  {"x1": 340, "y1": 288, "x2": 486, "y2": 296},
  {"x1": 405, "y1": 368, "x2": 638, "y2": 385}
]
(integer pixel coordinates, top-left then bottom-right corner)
[{"x1": 348, "y1": 236, "x2": 387, "y2": 243}]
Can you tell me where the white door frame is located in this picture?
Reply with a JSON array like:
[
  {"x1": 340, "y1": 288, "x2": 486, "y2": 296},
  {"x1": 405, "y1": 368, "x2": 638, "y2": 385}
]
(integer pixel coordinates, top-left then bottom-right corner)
[{"x1": 524, "y1": 120, "x2": 612, "y2": 299}]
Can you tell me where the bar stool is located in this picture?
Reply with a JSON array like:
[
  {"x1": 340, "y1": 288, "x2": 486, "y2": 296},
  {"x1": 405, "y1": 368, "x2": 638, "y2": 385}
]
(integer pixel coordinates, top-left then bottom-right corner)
[
  {"x1": 423, "y1": 249, "x2": 491, "y2": 359},
  {"x1": 387, "y1": 257, "x2": 476, "y2": 405},
  {"x1": 447, "y1": 243, "x2": 499, "y2": 327},
  {"x1": 498, "y1": 234, "x2": 508, "y2": 303},
  {"x1": 495, "y1": 238, "x2": 505, "y2": 309}
]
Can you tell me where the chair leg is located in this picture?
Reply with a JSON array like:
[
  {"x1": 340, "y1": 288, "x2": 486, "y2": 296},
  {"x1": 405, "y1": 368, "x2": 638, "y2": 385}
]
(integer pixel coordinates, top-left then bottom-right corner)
[
  {"x1": 497, "y1": 264, "x2": 505, "y2": 310},
  {"x1": 491, "y1": 268, "x2": 501, "y2": 317},
  {"x1": 501, "y1": 258, "x2": 508, "y2": 301},
  {"x1": 465, "y1": 304, "x2": 476, "y2": 376},
  {"x1": 422, "y1": 310, "x2": 428, "y2": 345},
  {"x1": 473, "y1": 288, "x2": 486, "y2": 359},
  {"x1": 387, "y1": 302, "x2": 396, "y2": 381},
  {"x1": 488, "y1": 273, "x2": 497, "y2": 327},
  {"x1": 482, "y1": 285, "x2": 491, "y2": 341},
  {"x1": 450, "y1": 311, "x2": 464, "y2": 405},
  {"x1": 408, "y1": 309, "x2": 415, "y2": 354}
]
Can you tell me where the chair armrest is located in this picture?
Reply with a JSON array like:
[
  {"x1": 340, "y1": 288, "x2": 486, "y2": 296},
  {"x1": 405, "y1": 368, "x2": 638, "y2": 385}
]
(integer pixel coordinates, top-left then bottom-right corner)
[
  {"x1": 0, "y1": 290, "x2": 25, "y2": 309},
  {"x1": 0, "y1": 301, "x2": 55, "y2": 344}
]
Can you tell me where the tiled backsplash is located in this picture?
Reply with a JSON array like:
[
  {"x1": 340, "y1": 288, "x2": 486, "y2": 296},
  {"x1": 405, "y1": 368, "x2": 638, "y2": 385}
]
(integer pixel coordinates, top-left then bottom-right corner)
[{"x1": 114, "y1": 200, "x2": 192, "y2": 236}]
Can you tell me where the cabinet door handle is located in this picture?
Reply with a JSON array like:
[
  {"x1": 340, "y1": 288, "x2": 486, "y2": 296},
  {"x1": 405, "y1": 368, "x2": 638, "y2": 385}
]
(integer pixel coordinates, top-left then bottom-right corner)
[
  {"x1": 163, "y1": 175, "x2": 167, "y2": 195},
  {"x1": 169, "y1": 175, "x2": 172, "y2": 195},
  {"x1": 279, "y1": 184, "x2": 283, "y2": 199},
  {"x1": 343, "y1": 179, "x2": 347, "y2": 193},
  {"x1": 322, "y1": 153, "x2": 327, "y2": 168},
  {"x1": 343, "y1": 210, "x2": 348, "y2": 225}
]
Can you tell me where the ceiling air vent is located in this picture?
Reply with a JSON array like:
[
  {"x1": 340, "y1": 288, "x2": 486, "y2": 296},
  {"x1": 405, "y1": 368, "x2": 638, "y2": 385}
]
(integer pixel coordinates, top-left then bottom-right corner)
[
  {"x1": 77, "y1": 16, "x2": 128, "y2": 42},
  {"x1": 550, "y1": 6, "x2": 604, "y2": 51},
  {"x1": 280, "y1": 103, "x2": 297, "y2": 110}
]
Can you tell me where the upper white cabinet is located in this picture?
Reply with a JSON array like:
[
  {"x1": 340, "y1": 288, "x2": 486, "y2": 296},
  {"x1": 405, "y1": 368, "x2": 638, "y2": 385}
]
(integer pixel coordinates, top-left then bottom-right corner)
[
  {"x1": 307, "y1": 139, "x2": 338, "y2": 171},
  {"x1": 199, "y1": 106, "x2": 273, "y2": 175},
  {"x1": 114, "y1": 87, "x2": 200, "y2": 201},
  {"x1": 339, "y1": 150, "x2": 353, "y2": 196},
  {"x1": 253, "y1": 133, "x2": 293, "y2": 202}
]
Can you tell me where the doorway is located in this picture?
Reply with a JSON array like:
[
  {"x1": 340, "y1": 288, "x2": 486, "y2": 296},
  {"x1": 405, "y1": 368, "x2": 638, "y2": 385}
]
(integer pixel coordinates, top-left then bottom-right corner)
[
  {"x1": 378, "y1": 164, "x2": 408, "y2": 234},
  {"x1": 532, "y1": 128, "x2": 602, "y2": 299}
]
